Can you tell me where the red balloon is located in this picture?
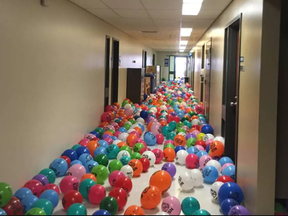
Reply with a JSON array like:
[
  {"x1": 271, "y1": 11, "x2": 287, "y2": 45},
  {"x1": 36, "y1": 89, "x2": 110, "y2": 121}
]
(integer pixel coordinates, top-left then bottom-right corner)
[
  {"x1": 216, "y1": 175, "x2": 234, "y2": 183},
  {"x1": 174, "y1": 116, "x2": 181, "y2": 123},
  {"x1": 41, "y1": 183, "x2": 60, "y2": 195},
  {"x1": 113, "y1": 177, "x2": 133, "y2": 194},
  {"x1": 139, "y1": 158, "x2": 150, "y2": 172},
  {"x1": 192, "y1": 125, "x2": 200, "y2": 131},
  {"x1": 62, "y1": 190, "x2": 83, "y2": 211},
  {"x1": 195, "y1": 140, "x2": 206, "y2": 149},
  {"x1": 108, "y1": 187, "x2": 128, "y2": 210},
  {"x1": 3, "y1": 196, "x2": 23, "y2": 215},
  {"x1": 61, "y1": 156, "x2": 71, "y2": 167},
  {"x1": 23, "y1": 180, "x2": 43, "y2": 197},
  {"x1": 105, "y1": 105, "x2": 114, "y2": 112}
]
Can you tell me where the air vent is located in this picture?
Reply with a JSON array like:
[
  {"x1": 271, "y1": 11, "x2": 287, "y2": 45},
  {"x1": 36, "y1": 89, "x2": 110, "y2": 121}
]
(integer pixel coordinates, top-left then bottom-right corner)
[{"x1": 141, "y1": 31, "x2": 158, "y2": 34}]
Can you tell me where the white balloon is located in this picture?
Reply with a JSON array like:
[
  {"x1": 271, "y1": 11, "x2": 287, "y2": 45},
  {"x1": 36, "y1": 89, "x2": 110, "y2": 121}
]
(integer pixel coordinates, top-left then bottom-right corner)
[
  {"x1": 176, "y1": 150, "x2": 188, "y2": 165},
  {"x1": 112, "y1": 140, "x2": 121, "y2": 145},
  {"x1": 178, "y1": 172, "x2": 195, "y2": 191},
  {"x1": 160, "y1": 105, "x2": 167, "y2": 111},
  {"x1": 178, "y1": 132, "x2": 187, "y2": 137},
  {"x1": 127, "y1": 129, "x2": 136, "y2": 134},
  {"x1": 118, "y1": 132, "x2": 129, "y2": 142},
  {"x1": 192, "y1": 119, "x2": 200, "y2": 126},
  {"x1": 130, "y1": 124, "x2": 139, "y2": 129},
  {"x1": 120, "y1": 165, "x2": 133, "y2": 179},
  {"x1": 214, "y1": 136, "x2": 225, "y2": 145},
  {"x1": 124, "y1": 104, "x2": 131, "y2": 109},
  {"x1": 117, "y1": 150, "x2": 131, "y2": 161},
  {"x1": 206, "y1": 160, "x2": 221, "y2": 173},
  {"x1": 142, "y1": 151, "x2": 156, "y2": 166},
  {"x1": 203, "y1": 134, "x2": 215, "y2": 142},
  {"x1": 190, "y1": 169, "x2": 204, "y2": 187},
  {"x1": 136, "y1": 117, "x2": 145, "y2": 124},
  {"x1": 210, "y1": 181, "x2": 224, "y2": 201},
  {"x1": 150, "y1": 107, "x2": 157, "y2": 113}
]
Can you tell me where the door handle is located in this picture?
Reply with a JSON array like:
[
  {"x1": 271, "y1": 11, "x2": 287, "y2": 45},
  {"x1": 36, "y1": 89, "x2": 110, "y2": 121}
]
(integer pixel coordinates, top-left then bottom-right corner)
[{"x1": 230, "y1": 102, "x2": 237, "y2": 107}]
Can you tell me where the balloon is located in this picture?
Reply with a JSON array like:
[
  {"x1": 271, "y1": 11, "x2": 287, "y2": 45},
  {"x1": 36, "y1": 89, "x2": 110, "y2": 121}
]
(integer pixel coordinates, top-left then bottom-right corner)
[
  {"x1": 202, "y1": 166, "x2": 219, "y2": 184},
  {"x1": 174, "y1": 135, "x2": 186, "y2": 147},
  {"x1": 88, "y1": 185, "x2": 106, "y2": 205},
  {"x1": 25, "y1": 208, "x2": 46, "y2": 215},
  {"x1": 131, "y1": 152, "x2": 142, "y2": 160},
  {"x1": 152, "y1": 149, "x2": 164, "y2": 164},
  {"x1": 219, "y1": 157, "x2": 234, "y2": 166},
  {"x1": 67, "y1": 164, "x2": 86, "y2": 181},
  {"x1": 32, "y1": 199, "x2": 53, "y2": 215},
  {"x1": 107, "y1": 144, "x2": 120, "y2": 159},
  {"x1": 181, "y1": 197, "x2": 200, "y2": 215},
  {"x1": 187, "y1": 138, "x2": 197, "y2": 148},
  {"x1": 31, "y1": 175, "x2": 48, "y2": 187},
  {"x1": 128, "y1": 159, "x2": 143, "y2": 177},
  {"x1": 21, "y1": 195, "x2": 38, "y2": 214},
  {"x1": 70, "y1": 160, "x2": 83, "y2": 167},
  {"x1": 142, "y1": 151, "x2": 156, "y2": 166},
  {"x1": 209, "y1": 141, "x2": 224, "y2": 157},
  {"x1": 140, "y1": 186, "x2": 162, "y2": 210},
  {"x1": 175, "y1": 146, "x2": 185, "y2": 153},
  {"x1": 206, "y1": 160, "x2": 221, "y2": 173},
  {"x1": 190, "y1": 169, "x2": 204, "y2": 187},
  {"x1": 92, "y1": 210, "x2": 111, "y2": 215},
  {"x1": 218, "y1": 183, "x2": 244, "y2": 205},
  {"x1": 176, "y1": 150, "x2": 188, "y2": 165},
  {"x1": 109, "y1": 171, "x2": 125, "y2": 187},
  {"x1": 144, "y1": 132, "x2": 157, "y2": 146},
  {"x1": 228, "y1": 205, "x2": 250, "y2": 215},
  {"x1": 222, "y1": 166, "x2": 236, "y2": 180},
  {"x1": 117, "y1": 151, "x2": 131, "y2": 161},
  {"x1": 23, "y1": 180, "x2": 43, "y2": 197},
  {"x1": 41, "y1": 184, "x2": 60, "y2": 195},
  {"x1": 216, "y1": 176, "x2": 234, "y2": 184},
  {"x1": 178, "y1": 172, "x2": 194, "y2": 191},
  {"x1": 94, "y1": 147, "x2": 107, "y2": 158},
  {"x1": 221, "y1": 163, "x2": 235, "y2": 173},
  {"x1": 49, "y1": 158, "x2": 68, "y2": 177},
  {"x1": 163, "y1": 148, "x2": 176, "y2": 162},
  {"x1": 79, "y1": 179, "x2": 96, "y2": 199},
  {"x1": 108, "y1": 160, "x2": 123, "y2": 173},
  {"x1": 120, "y1": 165, "x2": 134, "y2": 179},
  {"x1": 39, "y1": 190, "x2": 59, "y2": 208},
  {"x1": 100, "y1": 197, "x2": 118, "y2": 215},
  {"x1": 2, "y1": 196, "x2": 22, "y2": 215},
  {"x1": 114, "y1": 177, "x2": 133, "y2": 194},
  {"x1": 201, "y1": 124, "x2": 214, "y2": 134},
  {"x1": 0, "y1": 209, "x2": 6, "y2": 215},
  {"x1": 139, "y1": 158, "x2": 150, "y2": 172},
  {"x1": 91, "y1": 165, "x2": 108, "y2": 185},
  {"x1": 94, "y1": 154, "x2": 109, "y2": 167},
  {"x1": 196, "y1": 151, "x2": 208, "y2": 159},
  {"x1": 221, "y1": 198, "x2": 239, "y2": 215},
  {"x1": 149, "y1": 170, "x2": 172, "y2": 193},
  {"x1": 39, "y1": 169, "x2": 56, "y2": 184},
  {"x1": 211, "y1": 182, "x2": 224, "y2": 201},
  {"x1": 60, "y1": 176, "x2": 79, "y2": 194},
  {"x1": 108, "y1": 187, "x2": 128, "y2": 210},
  {"x1": 84, "y1": 160, "x2": 99, "y2": 173},
  {"x1": 62, "y1": 191, "x2": 83, "y2": 211},
  {"x1": 161, "y1": 163, "x2": 176, "y2": 178},
  {"x1": 187, "y1": 146, "x2": 199, "y2": 155},
  {"x1": 78, "y1": 153, "x2": 93, "y2": 165},
  {"x1": 199, "y1": 155, "x2": 212, "y2": 169},
  {"x1": 156, "y1": 134, "x2": 165, "y2": 144},
  {"x1": 192, "y1": 209, "x2": 211, "y2": 215},
  {"x1": 124, "y1": 205, "x2": 145, "y2": 215},
  {"x1": 14, "y1": 188, "x2": 32, "y2": 202},
  {"x1": 67, "y1": 203, "x2": 87, "y2": 215},
  {"x1": 161, "y1": 196, "x2": 181, "y2": 215},
  {"x1": 186, "y1": 154, "x2": 199, "y2": 169},
  {"x1": 61, "y1": 149, "x2": 78, "y2": 162}
]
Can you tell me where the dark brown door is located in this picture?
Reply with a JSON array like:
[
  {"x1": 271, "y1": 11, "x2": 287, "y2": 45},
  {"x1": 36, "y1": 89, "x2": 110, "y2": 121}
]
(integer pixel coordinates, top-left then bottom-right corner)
[
  {"x1": 104, "y1": 36, "x2": 110, "y2": 108},
  {"x1": 204, "y1": 39, "x2": 212, "y2": 122},
  {"x1": 111, "y1": 39, "x2": 119, "y2": 103}
]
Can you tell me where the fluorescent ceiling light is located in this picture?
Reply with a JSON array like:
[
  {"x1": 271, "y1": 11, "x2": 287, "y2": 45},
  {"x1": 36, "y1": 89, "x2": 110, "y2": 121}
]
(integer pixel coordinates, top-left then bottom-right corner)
[
  {"x1": 180, "y1": 40, "x2": 188, "y2": 46},
  {"x1": 179, "y1": 49, "x2": 185, "y2": 52},
  {"x1": 182, "y1": 0, "x2": 203, "y2": 16},
  {"x1": 179, "y1": 44, "x2": 186, "y2": 49},
  {"x1": 180, "y1": 28, "x2": 193, "y2": 37}
]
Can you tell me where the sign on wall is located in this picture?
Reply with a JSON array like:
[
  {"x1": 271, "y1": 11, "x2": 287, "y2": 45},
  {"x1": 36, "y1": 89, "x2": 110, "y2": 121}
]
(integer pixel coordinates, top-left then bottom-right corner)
[{"x1": 164, "y1": 58, "x2": 169, "y2": 67}]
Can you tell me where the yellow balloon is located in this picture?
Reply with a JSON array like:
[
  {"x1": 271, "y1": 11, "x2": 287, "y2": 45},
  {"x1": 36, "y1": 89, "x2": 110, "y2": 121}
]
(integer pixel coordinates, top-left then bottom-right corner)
[{"x1": 197, "y1": 133, "x2": 206, "y2": 141}]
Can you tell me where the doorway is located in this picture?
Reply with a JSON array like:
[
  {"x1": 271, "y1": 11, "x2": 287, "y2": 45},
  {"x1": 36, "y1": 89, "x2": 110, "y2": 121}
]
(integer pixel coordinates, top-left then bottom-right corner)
[
  {"x1": 204, "y1": 39, "x2": 212, "y2": 122},
  {"x1": 175, "y1": 56, "x2": 187, "y2": 78},
  {"x1": 190, "y1": 52, "x2": 195, "y2": 90},
  {"x1": 111, "y1": 38, "x2": 119, "y2": 104},
  {"x1": 222, "y1": 15, "x2": 242, "y2": 168},
  {"x1": 104, "y1": 36, "x2": 110, "y2": 108},
  {"x1": 142, "y1": 50, "x2": 147, "y2": 71}
]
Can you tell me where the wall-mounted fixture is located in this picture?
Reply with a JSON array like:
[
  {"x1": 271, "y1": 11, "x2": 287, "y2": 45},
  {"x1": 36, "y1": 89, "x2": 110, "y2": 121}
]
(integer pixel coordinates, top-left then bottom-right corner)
[{"x1": 41, "y1": 0, "x2": 49, "y2": 7}]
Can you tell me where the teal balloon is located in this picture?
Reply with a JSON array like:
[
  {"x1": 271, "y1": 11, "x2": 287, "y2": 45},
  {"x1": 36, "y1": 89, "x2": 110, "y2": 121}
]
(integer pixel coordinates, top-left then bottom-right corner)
[
  {"x1": 169, "y1": 121, "x2": 177, "y2": 130},
  {"x1": 39, "y1": 169, "x2": 56, "y2": 184},
  {"x1": 166, "y1": 131, "x2": 176, "y2": 140},
  {"x1": 162, "y1": 126, "x2": 172, "y2": 136},
  {"x1": 67, "y1": 203, "x2": 87, "y2": 215},
  {"x1": 32, "y1": 199, "x2": 54, "y2": 215},
  {"x1": 106, "y1": 144, "x2": 120, "y2": 159},
  {"x1": 79, "y1": 179, "x2": 96, "y2": 199},
  {"x1": 120, "y1": 156, "x2": 131, "y2": 165},
  {"x1": 192, "y1": 209, "x2": 211, "y2": 215},
  {"x1": 181, "y1": 197, "x2": 200, "y2": 215}
]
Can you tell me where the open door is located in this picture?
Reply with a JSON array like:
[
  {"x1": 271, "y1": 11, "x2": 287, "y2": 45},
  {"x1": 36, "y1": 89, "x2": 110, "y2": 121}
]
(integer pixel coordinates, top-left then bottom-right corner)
[
  {"x1": 111, "y1": 38, "x2": 119, "y2": 104},
  {"x1": 222, "y1": 15, "x2": 242, "y2": 170},
  {"x1": 104, "y1": 36, "x2": 110, "y2": 108},
  {"x1": 204, "y1": 39, "x2": 212, "y2": 122}
]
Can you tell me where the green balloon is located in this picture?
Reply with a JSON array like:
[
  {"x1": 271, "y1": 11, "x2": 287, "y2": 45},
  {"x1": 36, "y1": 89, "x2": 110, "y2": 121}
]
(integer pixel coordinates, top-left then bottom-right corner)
[
  {"x1": 131, "y1": 152, "x2": 142, "y2": 160},
  {"x1": 100, "y1": 197, "x2": 118, "y2": 215},
  {"x1": 166, "y1": 131, "x2": 176, "y2": 140},
  {"x1": 169, "y1": 121, "x2": 177, "y2": 130},
  {"x1": 177, "y1": 128, "x2": 186, "y2": 134},
  {"x1": 67, "y1": 203, "x2": 87, "y2": 215},
  {"x1": 25, "y1": 208, "x2": 46, "y2": 215},
  {"x1": 187, "y1": 138, "x2": 197, "y2": 148},
  {"x1": 133, "y1": 143, "x2": 145, "y2": 153},
  {"x1": 79, "y1": 179, "x2": 96, "y2": 199},
  {"x1": 108, "y1": 129, "x2": 115, "y2": 134},
  {"x1": 122, "y1": 100, "x2": 129, "y2": 107},
  {"x1": 108, "y1": 160, "x2": 123, "y2": 173},
  {"x1": 32, "y1": 199, "x2": 53, "y2": 215},
  {"x1": 124, "y1": 122, "x2": 132, "y2": 131},
  {"x1": 164, "y1": 144, "x2": 175, "y2": 150},
  {"x1": 188, "y1": 111, "x2": 197, "y2": 117},
  {"x1": 95, "y1": 127, "x2": 104, "y2": 136},
  {"x1": 94, "y1": 154, "x2": 109, "y2": 167},
  {"x1": 129, "y1": 119, "x2": 136, "y2": 124},
  {"x1": 91, "y1": 165, "x2": 108, "y2": 185},
  {"x1": 177, "y1": 122, "x2": 184, "y2": 128},
  {"x1": 192, "y1": 209, "x2": 211, "y2": 215},
  {"x1": 162, "y1": 126, "x2": 172, "y2": 136},
  {"x1": 39, "y1": 169, "x2": 56, "y2": 184},
  {"x1": 120, "y1": 146, "x2": 132, "y2": 155},
  {"x1": 198, "y1": 114, "x2": 204, "y2": 118},
  {"x1": 72, "y1": 144, "x2": 81, "y2": 151},
  {"x1": 0, "y1": 182, "x2": 13, "y2": 208}
]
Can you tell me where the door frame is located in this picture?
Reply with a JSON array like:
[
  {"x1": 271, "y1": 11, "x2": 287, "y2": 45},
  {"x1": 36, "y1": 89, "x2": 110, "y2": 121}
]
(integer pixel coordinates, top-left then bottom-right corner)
[
  {"x1": 222, "y1": 14, "x2": 242, "y2": 175},
  {"x1": 104, "y1": 35, "x2": 111, "y2": 108},
  {"x1": 204, "y1": 38, "x2": 212, "y2": 122},
  {"x1": 111, "y1": 38, "x2": 120, "y2": 104}
]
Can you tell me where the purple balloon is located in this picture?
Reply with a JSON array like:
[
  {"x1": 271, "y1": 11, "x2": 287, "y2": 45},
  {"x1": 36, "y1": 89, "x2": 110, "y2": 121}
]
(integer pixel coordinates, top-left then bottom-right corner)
[
  {"x1": 102, "y1": 134, "x2": 111, "y2": 139},
  {"x1": 228, "y1": 205, "x2": 250, "y2": 215},
  {"x1": 161, "y1": 163, "x2": 177, "y2": 178},
  {"x1": 32, "y1": 174, "x2": 49, "y2": 186},
  {"x1": 186, "y1": 133, "x2": 194, "y2": 140}
]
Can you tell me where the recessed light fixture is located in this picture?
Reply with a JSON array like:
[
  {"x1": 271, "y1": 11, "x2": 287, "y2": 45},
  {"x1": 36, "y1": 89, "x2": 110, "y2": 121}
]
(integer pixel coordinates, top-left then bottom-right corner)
[
  {"x1": 180, "y1": 28, "x2": 193, "y2": 37},
  {"x1": 182, "y1": 0, "x2": 203, "y2": 16},
  {"x1": 180, "y1": 40, "x2": 188, "y2": 46},
  {"x1": 179, "y1": 49, "x2": 185, "y2": 52}
]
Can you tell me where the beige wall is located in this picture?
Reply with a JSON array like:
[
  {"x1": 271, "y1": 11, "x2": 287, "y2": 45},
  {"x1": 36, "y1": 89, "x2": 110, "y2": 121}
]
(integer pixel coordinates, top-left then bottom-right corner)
[
  {"x1": 0, "y1": 0, "x2": 156, "y2": 190},
  {"x1": 192, "y1": 0, "x2": 280, "y2": 214}
]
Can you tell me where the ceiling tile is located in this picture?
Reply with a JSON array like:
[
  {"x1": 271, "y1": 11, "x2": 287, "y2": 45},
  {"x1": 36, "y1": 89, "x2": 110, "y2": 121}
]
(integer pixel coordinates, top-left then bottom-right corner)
[
  {"x1": 70, "y1": 0, "x2": 108, "y2": 9},
  {"x1": 201, "y1": 0, "x2": 232, "y2": 10},
  {"x1": 86, "y1": 8, "x2": 120, "y2": 18},
  {"x1": 154, "y1": 19, "x2": 181, "y2": 31},
  {"x1": 148, "y1": 10, "x2": 182, "y2": 20},
  {"x1": 141, "y1": 0, "x2": 182, "y2": 10},
  {"x1": 113, "y1": 9, "x2": 150, "y2": 19},
  {"x1": 105, "y1": 18, "x2": 157, "y2": 31},
  {"x1": 101, "y1": 0, "x2": 145, "y2": 9}
]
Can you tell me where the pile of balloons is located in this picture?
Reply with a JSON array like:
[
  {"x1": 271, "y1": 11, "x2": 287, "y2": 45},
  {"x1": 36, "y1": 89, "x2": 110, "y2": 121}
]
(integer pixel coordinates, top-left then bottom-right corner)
[{"x1": 0, "y1": 79, "x2": 251, "y2": 215}]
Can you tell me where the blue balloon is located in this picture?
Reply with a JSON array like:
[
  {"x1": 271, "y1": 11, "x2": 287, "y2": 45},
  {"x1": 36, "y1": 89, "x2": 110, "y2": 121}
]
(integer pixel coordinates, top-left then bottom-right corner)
[
  {"x1": 98, "y1": 140, "x2": 109, "y2": 149},
  {"x1": 140, "y1": 110, "x2": 148, "y2": 120},
  {"x1": 221, "y1": 198, "x2": 239, "y2": 215},
  {"x1": 61, "y1": 149, "x2": 78, "y2": 161},
  {"x1": 110, "y1": 136, "x2": 117, "y2": 141},
  {"x1": 202, "y1": 166, "x2": 219, "y2": 184},
  {"x1": 197, "y1": 151, "x2": 208, "y2": 159},
  {"x1": 138, "y1": 123, "x2": 144, "y2": 132},
  {"x1": 85, "y1": 160, "x2": 99, "y2": 173},
  {"x1": 76, "y1": 146, "x2": 89, "y2": 158},
  {"x1": 219, "y1": 157, "x2": 234, "y2": 166},
  {"x1": 21, "y1": 195, "x2": 38, "y2": 214},
  {"x1": 176, "y1": 111, "x2": 185, "y2": 119},
  {"x1": 222, "y1": 166, "x2": 236, "y2": 181},
  {"x1": 89, "y1": 131, "x2": 101, "y2": 139},
  {"x1": 94, "y1": 147, "x2": 107, "y2": 157},
  {"x1": 206, "y1": 144, "x2": 210, "y2": 153},
  {"x1": 78, "y1": 153, "x2": 93, "y2": 165},
  {"x1": 187, "y1": 146, "x2": 199, "y2": 155},
  {"x1": 218, "y1": 183, "x2": 244, "y2": 205},
  {"x1": 39, "y1": 189, "x2": 59, "y2": 208},
  {"x1": 49, "y1": 158, "x2": 68, "y2": 177},
  {"x1": 93, "y1": 210, "x2": 111, "y2": 215},
  {"x1": 201, "y1": 124, "x2": 214, "y2": 134},
  {"x1": 70, "y1": 160, "x2": 83, "y2": 167},
  {"x1": 198, "y1": 117, "x2": 207, "y2": 122},
  {"x1": 118, "y1": 127, "x2": 127, "y2": 133},
  {"x1": 0, "y1": 208, "x2": 6, "y2": 215},
  {"x1": 144, "y1": 132, "x2": 157, "y2": 146},
  {"x1": 14, "y1": 188, "x2": 32, "y2": 202},
  {"x1": 175, "y1": 146, "x2": 186, "y2": 153},
  {"x1": 107, "y1": 144, "x2": 120, "y2": 159}
]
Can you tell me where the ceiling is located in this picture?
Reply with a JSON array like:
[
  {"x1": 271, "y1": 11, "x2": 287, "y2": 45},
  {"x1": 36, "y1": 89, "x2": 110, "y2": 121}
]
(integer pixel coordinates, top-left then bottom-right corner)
[{"x1": 70, "y1": 0, "x2": 232, "y2": 52}]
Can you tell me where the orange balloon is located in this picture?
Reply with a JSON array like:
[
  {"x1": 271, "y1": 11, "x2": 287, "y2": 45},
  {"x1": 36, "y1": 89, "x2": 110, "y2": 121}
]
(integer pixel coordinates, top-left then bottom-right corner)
[
  {"x1": 140, "y1": 186, "x2": 162, "y2": 210},
  {"x1": 159, "y1": 120, "x2": 167, "y2": 127},
  {"x1": 168, "y1": 109, "x2": 175, "y2": 114},
  {"x1": 189, "y1": 128, "x2": 198, "y2": 133},
  {"x1": 209, "y1": 141, "x2": 225, "y2": 157},
  {"x1": 81, "y1": 174, "x2": 97, "y2": 183},
  {"x1": 147, "y1": 122, "x2": 153, "y2": 131},
  {"x1": 134, "y1": 127, "x2": 142, "y2": 136},
  {"x1": 117, "y1": 142, "x2": 128, "y2": 149},
  {"x1": 149, "y1": 170, "x2": 172, "y2": 193},
  {"x1": 127, "y1": 134, "x2": 138, "y2": 147},
  {"x1": 191, "y1": 116, "x2": 199, "y2": 120},
  {"x1": 103, "y1": 131, "x2": 113, "y2": 137},
  {"x1": 124, "y1": 205, "x2": 145, "y2": 215},
  {"x1": 113, "y1": 102, "x2": 120, "y2": 109},
  {"x1": 99, "y1": 122, "x2": 109, "y2": 128},
  {"x1": 128, "y1": 159, "x2": 143, "y2": 177},
  {"x1": 163, "y1": 148, "x2": 176, "y2": 162},
  {"x1": 86, "y1": 141, "x2": 98, "y2": 156},
  {"x1": 174, "y1": 135, "x2": 186, "y2": 147}
]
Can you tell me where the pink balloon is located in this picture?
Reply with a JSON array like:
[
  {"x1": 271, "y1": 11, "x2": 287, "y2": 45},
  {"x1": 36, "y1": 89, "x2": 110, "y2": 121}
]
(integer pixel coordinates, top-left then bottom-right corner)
[
  {"x1": 151, "y1": 123, "x2": 162, "y2": 135},
  {"x1": 104, "y1": 137, "x2": 113, "y2": 145},
  {"x1": 130, "y1": 131, "x2": 140, "y2": 138},
  {"x1": 114, "y1": 131, "x2": 121, "y2": 138},
  {"x1": 195, "y1": 145, "x2": 205, "y2": 151},
  {"x1": 88, "y1": 184, "x2": 106, "y2": 205},
  {"x1": 162, "y1": 196, "x2": 181, "y2": 215},
  {"x1": 78, "y1": 138, "x2": 90, "y2": 147},
  {"x1": 164, "y1": 140, "x2": 174, "y2": 145},
  {"x1": 111, "y1": 122, "x2": 119, "y2": 131},
  {"x1": 108, "y1": 171, "x2": 125, "y2": 187},
  {"x1": 191, "y1": 130, "x2": 200, "y2": 137},
  {"x1": 60, "y1": 176, "x2": 79, "y2": 194},
  {"x1": 182, "y1": 126, "x2": 190, "y2": 132},
  {"x1": 199, "y1": 155, "x2": 212, "y2": 169},
  {"x1": 83, "y1": 134, "x2": 97, "y2": 141},
  {"x1": 124, "y1": 107, "x2": 133, "y2": 116},
  {"x1": 104, "y1": 125, "x2": 115, "y2": 131},
  {"x1": 186, "y1": 154, "x2": 199, "y2": 169},
  {"x1": 67, "y1": 164, "x2": 86, "y2": 181},
  {"x1": 221, "y1": 163, "x2": 235, "y2": 173},
  {"x1": 156, "y1": 134, "x2": 164, "y2": 144},
  {"x1": 152, "y1": 149, "x2": 164, "y2": 164},
  {"x1": 206, "y1": 139, "x2": 214, "y2": 145}
]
